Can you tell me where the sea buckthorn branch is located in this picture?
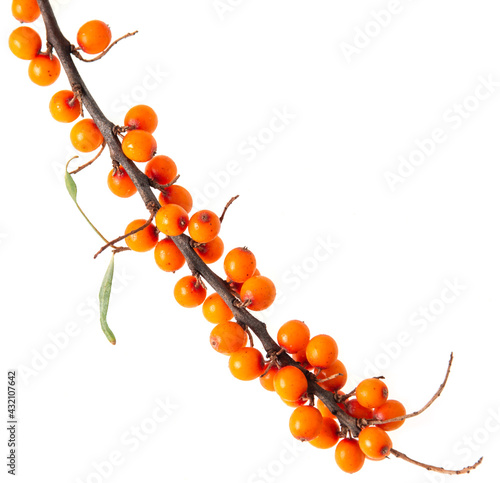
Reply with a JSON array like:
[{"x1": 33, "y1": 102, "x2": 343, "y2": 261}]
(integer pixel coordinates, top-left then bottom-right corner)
[
  {"x1": 34, "y1": 0, "x2": 482, "y2": 474},
  {"x1": 36, "y1": 0, "x2": 358, "y2": 435}
]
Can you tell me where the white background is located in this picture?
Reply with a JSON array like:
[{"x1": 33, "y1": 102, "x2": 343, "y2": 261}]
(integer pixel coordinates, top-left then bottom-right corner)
[{"x1": 1, "y1": 1, "x2": 500, "y2": 482}]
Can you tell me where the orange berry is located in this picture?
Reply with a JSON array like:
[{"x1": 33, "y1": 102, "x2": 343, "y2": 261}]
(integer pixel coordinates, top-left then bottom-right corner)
[
  {"x1": 155, "y1": 204, "x2": 189, "y2": 237},
  {"x1": 316, "y1": 398, "x2": 336, "y2": 419},
  {"x1": 289, "y1": 406, "x2": 323, "y2": 441},
  {"x1": 122, "y1": 129, "x2": 157, "y2": 162},
  {"x1": 194, "y1": 236, "x2": 224, "y2": 264},
  {"x1": 291, "y1": 348, "x2": 313, "y2": 370},
  {"x1": 159, "y1": 185, "x2": 193, "y2": 213},
  {"x1": 154, "y1": 238, "x2": 185, "y2": 272},
  {"x1": 229, "y1": 347, "x2": 265, "y2": 381},
  {"x1": 281, "y1": 396, "x2": 308, "y2": 407},
  {"x1": 317, "y1": 359, "x2": 347, "y2": 392},
  {"x1": 259, "y1": 364, "x2": 278, "y2": 392},
  {"x1": 49, "y1": 90, "x2": 81, "y2": 123},
  {"x1": 124, "y1": 219, "x2": 158, "y2": 252},
  {"x1": 273, "y1": 366, "x2": 308, "y2": 402},
  {"x1": 107, "y1": 166, "x2": 137, "y2": 198},
  {"x1": 309, "y1": 417, "x2": 340, "y2": 449},
  {"x1": 124, "y1": 104, "x2": 158, "y2": 133},
  {"x1": 202, "y1": 293, "x2": 233, "y2": 324},
  {"x1": 223, "y1": 247, "x2": 257, "y2": 283},
  {"x1": 240, "y1": 275, "x2": 276, "y2": 311},
  {"x1": 9, "y1": 26, "x2": 41, "y2": 60},
  {"x1": 305, "y1": 334, "x2": 338, "y2": 369},
  {"x1": 12, "y1": 0, "x2": 40, "y2": 22},
  {"x1": 188, "y1": 210, "x2": 221, "y2": 244},
  {"x1": 277, "y1": 320, "x2": 310, "y2": 354},
  {"x1": 335, "y1": 439, "x2": 365, "y2": 473},
  {"x1": 209, "y1": 321, "x2": 247, "y2": 355},
  {"x1": 173, "y1": 275, "x2": 207, "y2": 308},
  {"x1": 145, "y1": 155, "x2": 177, "y2": 185},
  {"x1": 373, "y1": 400, "x2": 406, "y2": 431},
  {"x1": 358, "y1": 426, "x2": 392, "y2": 460},
  {"x1": 356, "y1": 378, "x2": 389, "y2": 409},
  {"x1": 344, "y1": 398, "x2": 374, "y2": 420},
  {"x1": 77, "y1": 20, "x2": 111, "y2": 55},
  {"x1": 28, "y1": 53, "x2": 61, "y2": 86},
  {"x1": 70, "y1": 119, "x2": 103, "y2": 152}
]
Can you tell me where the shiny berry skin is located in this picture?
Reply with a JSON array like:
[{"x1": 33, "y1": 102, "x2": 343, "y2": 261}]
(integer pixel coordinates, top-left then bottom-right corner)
[
  {"x1": 188, "y1": 210, "x2": 221, "y2": 244},
  {"x1": 291, "y1": 349, "x2": 313, "y2": 370},
  {"x1": 77, "y1": 20, "x2": 111, "y2": 55},
  {"x1": 173, "y1": 275, "x2": 207, "y2": 308},
  {"x1": 154, "y1": 238, "x2": 185, "y2": 272},
  {"x1": 28, "y1": 53, "x2": 61, "y2": 86},
  {"x1": 145, "y1": 155, "x2": 177, "y2": 185},
  {"x1": 158, "y1": 185, "x2": 193, "y2": 213},
  {"x1": 317, "y1": 359, "x2": 347, "y2": 392},
  {"x1": 194, "y1": 236, "x2": 224, "y2": 264},
  {"x1": 316, "y1": 398, "x2": 336, "y2": 419},
  {"x1": 124, "y1": 219, "x2": 158, "y2": 252},
  {"x1": 344, "y1": 398, "x2": 374, "y2": 420},
  {"x1": 240, "y1": 275, "x2": 276, "y2": 311},
  {"x1": 335, "y1": 439, "x2": 365, "y2": 473},
  {"x1": 223, "y1": 247, "x2": 257, "y2": 283},
  {"x1": 373, "y1": 400, "x2": 406, "y2": 431},
  {"x1": 209, "y1": 321, "x2": 247, "y2": 355},
  {"x1": 12, "y1": 0, "x2": 40, "y2": 23},
  {"x1": 155, "y1": 204, "x2": 189, "y2": 237},
  {"x1": 305, "y1": 334, "x2": 338, "y2": 369},
  {"x1": 9, "y1": 26, "x2": 41, "y2": 60},
  {"x1": 277, "y1": 320, "x2": 310, "y2": 354},
  {"x1": 124, "y1": 104, "x2": 158, "y2": 133},
  {"x1": 228, "y1": 347, "x2": 265, "y2": 381},
  {"x1": 356, "y1": 378, "x2": 389, "y2": 409},
  {"x1": 309, "y1": 417, "x2": 340, "y2": 449},
  {"x1": 202, "y1": 293, "x2": 233, "y2": 324},
  {"x1": 289, "y1": 406, "x2": 323, "y2": 441},
  {"x1": 259, "y1": 364, "x2": 278, "y2": 392},
  {"x1": 107, "y1": 166, "x2": 137, "y2": 198},
  {"x1": 70, "y1": 119, "x2": 103, "y2": 152},
  {"x1": 122, "y1": 129, "x2": 157, "y2": 162},
  {"x1": 273, "y1": 366, "x2": 308, "y2": 402},
  {"x1": 358, "y1": 426, "x2": 392, "y2": 460},
  {"x1": 49, "y1": 90, "x2": 81, "y2": 123}
]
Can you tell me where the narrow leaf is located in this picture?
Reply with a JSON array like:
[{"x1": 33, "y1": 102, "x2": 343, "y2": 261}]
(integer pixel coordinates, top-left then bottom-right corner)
[
  {"x1": 65, "y1": 166, "x2": 78, "y2": 203},
  {"x1": 99, "y1": 255, "x2": 116, "y2": 345}
]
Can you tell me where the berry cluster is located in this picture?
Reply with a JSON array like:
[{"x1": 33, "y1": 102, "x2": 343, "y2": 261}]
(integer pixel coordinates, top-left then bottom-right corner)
[{"x1": 12, "y1": 1, "x2": 483, "y2": 478}]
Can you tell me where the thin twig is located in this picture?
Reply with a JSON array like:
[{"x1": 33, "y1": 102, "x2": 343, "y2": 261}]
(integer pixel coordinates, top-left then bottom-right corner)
[
  {"x1": 94, "y1": 212, "x2": 154, "y2": 259},
  {"x1": 367, "y1": 353, "x2": 454, "y2": 427},
  {"x1": 390, "y1": 449, "x2": 483, "y2": 475},
  {"x1": 316, "y1": 373, "x2": 343, "y2": 384},
  {"x1": 219, "y1": 195, "x2": 239, "y2": 223},
  {"x1": 69, "y1": 142, "x2": 106, "y2": 174},
  {"x1": 71, "y1": 31, "x2": 138, "y2": 62},
  {"x1": 150, "y1": 174, "x2": 180, "y2": 192}
]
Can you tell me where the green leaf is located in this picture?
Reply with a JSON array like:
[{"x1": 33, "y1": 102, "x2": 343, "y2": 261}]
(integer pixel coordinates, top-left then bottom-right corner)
[
  {"x1": 64, "y1": 161, "x2": 78, "y2": 203},
  {"x1": 99, "y1": 255, "x2": 116, "y2": 345}
]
